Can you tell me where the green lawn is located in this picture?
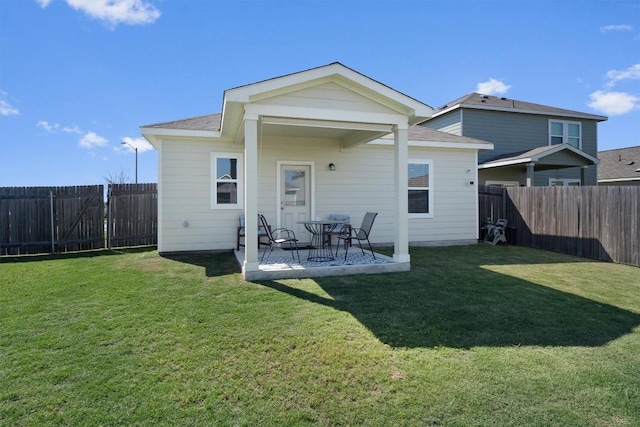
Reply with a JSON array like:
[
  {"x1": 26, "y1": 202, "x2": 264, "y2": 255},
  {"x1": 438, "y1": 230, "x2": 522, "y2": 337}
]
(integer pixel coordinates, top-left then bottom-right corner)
[{"x1": 1, "y1": 245, "x2": 639, "y2": 426}]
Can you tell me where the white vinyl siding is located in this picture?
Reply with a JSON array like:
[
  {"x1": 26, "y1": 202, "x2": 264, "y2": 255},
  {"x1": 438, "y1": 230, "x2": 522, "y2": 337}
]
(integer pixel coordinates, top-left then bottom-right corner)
[
  {"x1": 255, "y1": 82, "x2": 398, "y2": 114},
  {"x1": 159, "y1": 139, "x2": 243, "y2": 252}
]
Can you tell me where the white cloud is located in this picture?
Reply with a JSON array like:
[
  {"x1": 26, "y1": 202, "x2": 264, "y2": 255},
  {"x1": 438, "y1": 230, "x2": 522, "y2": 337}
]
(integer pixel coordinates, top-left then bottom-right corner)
[
  {"x1": 62, "y1": 125, "x2": 83, "y2": 134},
  {"x1": 476, "y1": 78, "x2": 511, "y2": 96},
  {"x1": 1, "y1": 90, "x2": 19, "y2": 116},
  {"x1": 600, "y1": 24, "x2": 633, "y2": 33},
  {"x1": 79, "y1": 132, "x2": 109, "y2": 148},
  {"x1": 605, "y1": 64, "x2": 640, "y2": 88},
  {"x1": 66, "y1": 0, "x2": 161, "y2": 27},
  {"x1": 588, "y1": 90, "x2": 639, "y2": 115},
  {"x1": 37, "y1": 120, "x2": 60, "y2": 132},
  {"x1": 34, "y1": 0, "x2": 52, "y2": 8},
  {"x1": 37, "y1": 121, "x2": 84, "y2": 134},
  {"x1": 119, "y1": 136, "x2": 154, "y2": 153},
  {"x1": 1, "y1": 100, "x2": 20, "y2": 116}
]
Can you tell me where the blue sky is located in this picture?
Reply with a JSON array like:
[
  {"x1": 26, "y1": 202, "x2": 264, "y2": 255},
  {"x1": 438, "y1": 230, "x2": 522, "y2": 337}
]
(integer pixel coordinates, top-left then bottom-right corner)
[{"x1": 1, "y1": 0, "x2": 639, "y2": 187}]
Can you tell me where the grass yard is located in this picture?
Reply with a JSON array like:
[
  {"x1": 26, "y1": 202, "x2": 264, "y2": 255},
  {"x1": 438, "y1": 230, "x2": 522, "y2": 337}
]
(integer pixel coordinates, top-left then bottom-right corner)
[{"x1": 1, "y1": 245, "x2": 639, "y2": 426}]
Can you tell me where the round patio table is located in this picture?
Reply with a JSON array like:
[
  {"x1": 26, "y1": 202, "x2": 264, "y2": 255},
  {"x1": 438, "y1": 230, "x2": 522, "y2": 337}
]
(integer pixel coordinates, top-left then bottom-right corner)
[{"x1": 297, "y1": 220, "x2": 348, "y2": 262}]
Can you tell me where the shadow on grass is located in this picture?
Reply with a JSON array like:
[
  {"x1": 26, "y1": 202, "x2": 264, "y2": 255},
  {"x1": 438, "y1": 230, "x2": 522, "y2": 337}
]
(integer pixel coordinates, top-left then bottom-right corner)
[
  {"x1": 0, "y1": 246, "x2": 156, "y2": 264},
  {"x1": 162, "y1": 251, "x2": 241, "y2": 278},
  {"x1": 259, "y1": 246, "x2": 640, "y2": 349}
]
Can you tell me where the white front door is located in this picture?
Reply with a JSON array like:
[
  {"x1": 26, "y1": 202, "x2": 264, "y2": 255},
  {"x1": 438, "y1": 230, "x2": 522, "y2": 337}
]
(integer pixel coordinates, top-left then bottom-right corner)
[{"x1": 279, "y1": 164, "x2": 312, "y2": 243}]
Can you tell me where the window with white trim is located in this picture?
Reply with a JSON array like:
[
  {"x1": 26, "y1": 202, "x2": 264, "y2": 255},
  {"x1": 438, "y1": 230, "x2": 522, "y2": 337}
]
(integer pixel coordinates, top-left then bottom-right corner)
[
  {"x1": 485, "y1": 180, "x2": 519, "y2": 188},
  {"x1": 549, "y1": 120, "x2": 581, "y2": 149},
  {"x1": 408, "y1": 160, "x2": 433, "y2": 217},
  {"x1": 549, "y1": 178, "x2": 581, "y2": 187},
  {"x1": 211, "y1": 153, "x2": 244, "y2": 209}
]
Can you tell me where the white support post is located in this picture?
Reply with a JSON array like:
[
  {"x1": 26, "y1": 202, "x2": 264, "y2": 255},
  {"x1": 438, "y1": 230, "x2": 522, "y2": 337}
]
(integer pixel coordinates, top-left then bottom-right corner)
[
  {"x1": 243, "y1": 115, "x2": 260, "y2": 274},
  {"x1": 393, "y1": 122, "x2": 410, "y2": 263},
  {"x1": 526, "y1": 163, "x2": 535, "y2": 187}
]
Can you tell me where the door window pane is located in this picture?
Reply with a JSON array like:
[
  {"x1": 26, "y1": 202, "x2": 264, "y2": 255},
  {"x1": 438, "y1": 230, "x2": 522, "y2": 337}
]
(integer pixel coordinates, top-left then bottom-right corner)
[{"x1": 284, "y1": 170, "x2": 306, "y2": 206}]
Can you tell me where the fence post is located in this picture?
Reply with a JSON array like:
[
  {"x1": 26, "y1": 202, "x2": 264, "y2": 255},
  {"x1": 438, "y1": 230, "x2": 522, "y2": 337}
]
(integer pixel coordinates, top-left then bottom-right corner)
[
  {"x1": 49, "y1": 190, "x2": 55, "y2": 254},
  {"x1": 107, "y1": 185, "x2": 111, "y2": 249}
]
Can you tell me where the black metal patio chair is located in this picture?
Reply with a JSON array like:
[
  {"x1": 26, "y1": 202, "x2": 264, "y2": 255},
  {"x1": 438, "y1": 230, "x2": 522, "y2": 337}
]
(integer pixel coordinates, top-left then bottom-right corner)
[
  {"x1": 258, "y1": 214, "x2": 300, "y2": 263},
  {"x1": 335, "y1": 212, "x2": 378, "y2": 261}
]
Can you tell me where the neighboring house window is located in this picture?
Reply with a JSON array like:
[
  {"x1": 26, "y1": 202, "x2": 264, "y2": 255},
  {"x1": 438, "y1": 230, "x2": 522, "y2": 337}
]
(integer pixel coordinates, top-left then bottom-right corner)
[
  {"x1": 549, "y1": 178, "x2": 581, "y2": 187},
  {"x1": 485, "y1": 180, "x2": 519, "y2": 187},
  {"x1": 549, "y1": 120, "x2": 581, "y2": 149},
  {"x1": 408, "y1": 160, "x2": 433, "y2": 217},
  {"x1": 211, "y1": 153, "x2": 244, "y2": 209}
]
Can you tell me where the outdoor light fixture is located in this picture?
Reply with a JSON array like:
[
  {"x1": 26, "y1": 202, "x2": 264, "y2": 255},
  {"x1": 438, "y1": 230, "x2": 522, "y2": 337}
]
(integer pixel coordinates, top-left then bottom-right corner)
[
  {"x1": 329, "y1": 163, "x2": 336, "y2": 171},
  {"x1": 121, "y1": 141, "x2": 138, "y2": 183}
]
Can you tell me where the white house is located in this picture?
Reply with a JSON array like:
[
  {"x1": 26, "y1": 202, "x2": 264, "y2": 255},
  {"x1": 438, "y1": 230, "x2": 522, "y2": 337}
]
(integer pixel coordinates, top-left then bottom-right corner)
[{"x1": 140, "y1": 63, "x2": 493, "y2": 279}]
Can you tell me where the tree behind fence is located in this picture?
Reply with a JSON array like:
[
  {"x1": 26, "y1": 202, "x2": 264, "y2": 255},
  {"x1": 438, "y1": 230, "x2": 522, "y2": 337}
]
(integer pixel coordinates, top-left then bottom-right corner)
[
  {"x1": 479, "y1": 185, "x2": 639, "y2": 267},
  {"x1": 1, "y1": 184, "x2": 157, "y2": 256}
]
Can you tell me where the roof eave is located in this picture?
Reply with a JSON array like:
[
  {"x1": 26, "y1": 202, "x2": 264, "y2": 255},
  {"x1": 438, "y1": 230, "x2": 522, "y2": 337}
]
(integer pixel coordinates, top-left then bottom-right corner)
[
  {"x1": 140, "y1": 126, "x2": 223, "y2": 140},
  {"x1": 370, "y1": 139, "x2": 493, "y2": 151},
  {"x1": 431, "y1": 103, "x2": 607, "y2": 122}
]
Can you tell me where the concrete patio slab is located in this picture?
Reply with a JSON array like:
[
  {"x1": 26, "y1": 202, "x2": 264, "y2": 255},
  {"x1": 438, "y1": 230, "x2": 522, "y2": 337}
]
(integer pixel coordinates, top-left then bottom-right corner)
[{"x1": 236, "y1": 248, "x2": 410, "y2": 281}]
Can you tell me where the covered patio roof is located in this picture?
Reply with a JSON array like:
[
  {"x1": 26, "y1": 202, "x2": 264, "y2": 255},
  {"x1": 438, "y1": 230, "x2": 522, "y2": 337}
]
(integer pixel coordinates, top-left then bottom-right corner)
[
  {"x1": 479, "y1": 143, "x2": 598, "y2": 186},
  {"x1": 479, "y1": 143, "x2": 599, "y2": 170}
]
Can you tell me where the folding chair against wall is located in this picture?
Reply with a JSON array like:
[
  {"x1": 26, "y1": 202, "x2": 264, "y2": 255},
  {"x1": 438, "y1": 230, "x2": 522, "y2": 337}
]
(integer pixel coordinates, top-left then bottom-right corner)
[{"x1": 484, "y1": 218, "x2": 508, "y2": 245}]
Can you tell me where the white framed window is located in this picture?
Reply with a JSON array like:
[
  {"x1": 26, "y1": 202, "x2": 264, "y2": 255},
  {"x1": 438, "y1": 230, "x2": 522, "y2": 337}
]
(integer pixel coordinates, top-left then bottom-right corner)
[
  {"x1": 408, "y1": 160, "x2": 433, "y2": 217},
  {"x1": 549, "y1": 120, "x2": 581, "y2": 149},
  {"x1": 549, "y1": 178, "x2": 581, "y2": 187},
  {"x1": 485, "y1": 180, "x2": 519, "y2": 188},
  {"x1": 211, "y1": 153, "x2": 244, "y2": 209}
]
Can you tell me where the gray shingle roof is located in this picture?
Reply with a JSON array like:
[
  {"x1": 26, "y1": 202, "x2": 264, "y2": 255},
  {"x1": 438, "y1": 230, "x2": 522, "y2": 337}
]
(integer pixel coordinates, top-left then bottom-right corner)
[
  {"x1": 433, "y1": 93, "x2": 607, "y2": 121},
  {"x1": 405, "y1": 125, "x2": 492, "y2": 144},
  {"x1": 143, "y1": 112, "x2": 491, "y2": 145},
  {"x1": 142, "y1": 113, "x2": 222, "y2": 131},
  {"x1": 598, "y1": 146, "x2": 640, "y2": 181},
  {"x1": 480, "y1": 144, "x2": 598, "y2": 169}
]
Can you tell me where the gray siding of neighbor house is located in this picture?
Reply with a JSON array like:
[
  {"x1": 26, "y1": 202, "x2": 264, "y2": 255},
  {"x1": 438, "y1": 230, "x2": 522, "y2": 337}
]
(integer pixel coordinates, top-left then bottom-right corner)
[
  {"x1": 424, "y1": 110, "x2": 462, "y2": 136},
  {"x1": 428, "y1": 109, "x2": 598, "y2": 186}
]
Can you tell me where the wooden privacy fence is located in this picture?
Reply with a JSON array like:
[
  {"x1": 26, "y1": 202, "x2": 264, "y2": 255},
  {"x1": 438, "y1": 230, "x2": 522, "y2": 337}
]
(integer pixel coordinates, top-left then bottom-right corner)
[
  {"x1": 479, "y1": 185, "x2": 640, "y2": 267},
  {"x1": 107, "y1": 183, "x2": 157, "y2": 248},
  {"x1": 0, "y1": 185, "x2": 104, "y2": 255},
  {"x1": 1, "y1": 184, "x2": 157, "y2": 256},
  {"x1": 479, "y1": 185, "x2": 507, "y2": 223}
]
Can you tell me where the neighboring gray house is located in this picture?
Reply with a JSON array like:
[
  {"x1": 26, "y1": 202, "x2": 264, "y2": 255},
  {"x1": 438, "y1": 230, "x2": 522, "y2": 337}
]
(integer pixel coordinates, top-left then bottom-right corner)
[
  {"x1": 598, "y1": 146, "x2": 640, "y2": 186},
  {"x1": 423, "y1": 93, "x2": 607, "y2": 187}
]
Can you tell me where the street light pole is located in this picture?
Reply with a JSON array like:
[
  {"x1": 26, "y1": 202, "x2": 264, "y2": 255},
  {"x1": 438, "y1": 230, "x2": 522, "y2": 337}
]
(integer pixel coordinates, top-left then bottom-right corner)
[{"x1": 121, "y1": 141, "x2": 138, "y2": 183}]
